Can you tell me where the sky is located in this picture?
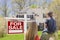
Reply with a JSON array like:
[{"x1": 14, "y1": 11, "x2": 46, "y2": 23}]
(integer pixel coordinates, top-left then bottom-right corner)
[
  {"x1": 0, "y1": 0, "x2": 5, "y2": 16},
  {"x1": 0, "y1": 0, "x2": 53, "y2": 17}
]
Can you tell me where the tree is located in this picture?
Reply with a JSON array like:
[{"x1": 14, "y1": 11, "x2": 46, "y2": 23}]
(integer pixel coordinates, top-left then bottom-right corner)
[{"x1": 14, "y1": 0, "x2": 25, "y2": 10}]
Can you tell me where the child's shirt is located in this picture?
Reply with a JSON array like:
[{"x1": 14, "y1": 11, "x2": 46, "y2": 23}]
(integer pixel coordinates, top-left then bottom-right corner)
[{"x1": 43, "y1": 28, "x2": 48, "y2": 33}]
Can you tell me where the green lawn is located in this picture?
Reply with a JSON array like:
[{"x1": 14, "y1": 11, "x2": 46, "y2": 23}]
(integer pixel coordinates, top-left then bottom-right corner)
[
  {"x1": 0, "y1": 31, "x2": 60, "y2": 40},
  {"x1": 0, "y1": 34, "x2": 24, "y2": 40}
]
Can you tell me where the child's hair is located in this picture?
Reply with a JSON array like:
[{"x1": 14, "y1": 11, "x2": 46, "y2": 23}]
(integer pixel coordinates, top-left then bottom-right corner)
[{"x1": 26, "y1": 22, "x2": 38, "y2": 40}]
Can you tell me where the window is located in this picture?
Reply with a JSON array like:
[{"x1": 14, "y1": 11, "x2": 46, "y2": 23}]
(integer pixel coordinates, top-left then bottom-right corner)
[
  {"x1": 43, "y1": 14, "x2": 46, "y2": 18},
  {"x1": 27, "y1": 15, "x2": 34, "y2": 19},
  {"x1": 16, "y1": 15, "x2": 24, "y2": 18}
]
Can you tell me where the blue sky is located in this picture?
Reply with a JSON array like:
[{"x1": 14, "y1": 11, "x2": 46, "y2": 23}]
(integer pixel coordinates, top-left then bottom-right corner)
[
  {"x1": 0, "y1": 0, "x2": 53, "y2": 17},
  {"x1": 46, "y1": 0, "x2": 52, "y2": 4}
]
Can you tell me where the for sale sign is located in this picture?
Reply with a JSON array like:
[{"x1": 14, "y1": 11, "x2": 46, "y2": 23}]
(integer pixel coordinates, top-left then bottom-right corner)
[{"x1": 8, "y1": 20, "x2": 24, "y2": 34}]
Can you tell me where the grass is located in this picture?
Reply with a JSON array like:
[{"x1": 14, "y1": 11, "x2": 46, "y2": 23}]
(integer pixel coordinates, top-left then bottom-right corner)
[
  {"x1": 0, "y1": 34, "x2": 24, "y2": 40},
  {"x1": 0, "y1": 31, "x2": 60, "y2": 40},
  {"x1": 58, "y1": 31, "x2": 60, "y2": 40}
]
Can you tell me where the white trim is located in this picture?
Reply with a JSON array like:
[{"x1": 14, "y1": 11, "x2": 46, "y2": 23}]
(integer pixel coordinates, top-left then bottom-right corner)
[
  {"x1": 9, "y1": 30, "x2": 23, "y2": 33},
  {"x1": 5, "y1": 17, "x2": 24, "y2": 20}
]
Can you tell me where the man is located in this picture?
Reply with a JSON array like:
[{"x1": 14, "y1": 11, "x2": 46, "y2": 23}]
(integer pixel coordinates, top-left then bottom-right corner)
[{"x1": 45, "y1": 12, "x2": 58, "y2": 40}]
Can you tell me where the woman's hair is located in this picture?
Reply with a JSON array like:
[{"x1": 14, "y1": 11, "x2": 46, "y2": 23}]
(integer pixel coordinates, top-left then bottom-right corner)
[{"x1": 26, "y1": 22, "x2": 38, "y2": 40}]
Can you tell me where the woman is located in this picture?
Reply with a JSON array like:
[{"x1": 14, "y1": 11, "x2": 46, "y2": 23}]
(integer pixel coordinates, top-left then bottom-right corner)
[{"x1": 25, "y1": 22, "x2": 40, "y2": 40}]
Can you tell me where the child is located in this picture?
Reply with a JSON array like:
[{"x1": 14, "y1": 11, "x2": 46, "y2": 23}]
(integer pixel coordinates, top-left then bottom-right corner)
[{"x1": 40, "y1": 27, "x2": 48, "y2": 40}]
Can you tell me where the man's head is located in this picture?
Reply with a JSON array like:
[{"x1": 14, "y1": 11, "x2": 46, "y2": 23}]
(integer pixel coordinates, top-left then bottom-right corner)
[{"x1": 47, "y1": 12, "x2": 53, "y2": 17}]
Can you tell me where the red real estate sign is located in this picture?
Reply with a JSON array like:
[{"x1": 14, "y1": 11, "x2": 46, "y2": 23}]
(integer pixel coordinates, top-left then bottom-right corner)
[{"x1": 8, "y1": 20, "x2": 24, "y2": 34}]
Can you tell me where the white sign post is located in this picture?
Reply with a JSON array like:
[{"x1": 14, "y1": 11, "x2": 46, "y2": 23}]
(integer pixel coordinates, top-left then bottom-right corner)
[{"x1": 5, "y1": 14, "x2": 27, "y2": 34}]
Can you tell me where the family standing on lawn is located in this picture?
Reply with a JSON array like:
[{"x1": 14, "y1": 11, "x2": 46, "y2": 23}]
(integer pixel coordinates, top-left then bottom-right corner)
[{"x1": 25, "y1": 12, "x2": 58, "y2": 40}]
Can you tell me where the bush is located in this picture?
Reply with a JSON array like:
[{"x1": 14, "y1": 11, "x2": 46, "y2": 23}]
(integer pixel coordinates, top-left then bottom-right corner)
[
  {"x1": 0, "y1": 17, "x2": 6, "y2": 38},
  {"x1": 0, "y1": 27, "x2": 6, "y2": 38}
]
